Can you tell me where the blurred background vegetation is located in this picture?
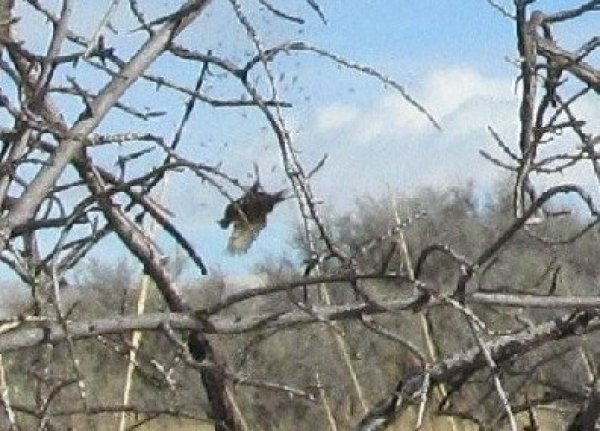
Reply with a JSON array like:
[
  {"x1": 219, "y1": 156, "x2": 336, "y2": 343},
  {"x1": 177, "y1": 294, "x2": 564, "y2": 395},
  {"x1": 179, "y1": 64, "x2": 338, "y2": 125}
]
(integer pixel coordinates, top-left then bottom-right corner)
[{"x1": 3, "y1": 177, "x2": 598, "y2": 430}]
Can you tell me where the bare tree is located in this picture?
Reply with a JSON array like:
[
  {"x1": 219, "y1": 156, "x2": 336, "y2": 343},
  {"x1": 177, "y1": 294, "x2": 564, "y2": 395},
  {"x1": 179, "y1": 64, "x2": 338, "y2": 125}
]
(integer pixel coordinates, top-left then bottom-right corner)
[{"x1": 0, "y1": 0, "x2": 597, "y2": 430}]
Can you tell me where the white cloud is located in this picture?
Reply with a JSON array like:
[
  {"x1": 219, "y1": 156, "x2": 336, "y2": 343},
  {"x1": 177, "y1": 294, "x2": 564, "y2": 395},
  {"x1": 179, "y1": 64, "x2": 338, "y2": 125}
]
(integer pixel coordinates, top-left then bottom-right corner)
[
  {"x1": 303, "y1": 64, "x2": 600, "y2": 215},
  {"x1": 304, "y1": 66, "x2": 520, "y2": 207},
  {"x1": 315, "y1": 103, "x2": 360, "y2": 131},
  {"x1": 424, "y1": 67, "x2": 509, "y2": 117},
  {"x1": 313, "y1": 67, "x2": 517, "y2": 145}
]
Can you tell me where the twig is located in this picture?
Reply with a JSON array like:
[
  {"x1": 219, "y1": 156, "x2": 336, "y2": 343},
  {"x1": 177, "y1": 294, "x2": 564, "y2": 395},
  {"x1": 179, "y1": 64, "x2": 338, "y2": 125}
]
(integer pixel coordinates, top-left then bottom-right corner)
[
  {"x1": 83, "y1": 0, "x2": 121, "y2": 58},
  {"x1": 0, "y1": 355, "x2": 19, "y2": 431}
]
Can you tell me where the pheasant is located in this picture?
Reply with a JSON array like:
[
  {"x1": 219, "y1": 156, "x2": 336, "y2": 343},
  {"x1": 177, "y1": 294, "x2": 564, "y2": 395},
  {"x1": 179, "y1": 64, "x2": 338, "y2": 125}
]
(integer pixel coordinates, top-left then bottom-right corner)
[{"x1": 219, "y1": 182, "x2": 285, "y2": 254}]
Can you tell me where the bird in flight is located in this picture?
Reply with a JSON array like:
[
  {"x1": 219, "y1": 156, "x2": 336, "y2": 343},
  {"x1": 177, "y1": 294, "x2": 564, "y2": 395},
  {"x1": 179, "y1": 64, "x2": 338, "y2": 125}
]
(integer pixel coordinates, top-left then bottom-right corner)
[{"x1": 219, "y1": 181, "x2": 286, "y2": 254}]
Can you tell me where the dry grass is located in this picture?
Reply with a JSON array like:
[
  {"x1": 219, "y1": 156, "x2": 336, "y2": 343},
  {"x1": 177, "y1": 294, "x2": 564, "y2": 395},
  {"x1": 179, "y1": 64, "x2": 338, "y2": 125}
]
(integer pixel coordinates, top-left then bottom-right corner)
[{"x1": 97, "y1": 406, "x2": 568, "y2": 431}]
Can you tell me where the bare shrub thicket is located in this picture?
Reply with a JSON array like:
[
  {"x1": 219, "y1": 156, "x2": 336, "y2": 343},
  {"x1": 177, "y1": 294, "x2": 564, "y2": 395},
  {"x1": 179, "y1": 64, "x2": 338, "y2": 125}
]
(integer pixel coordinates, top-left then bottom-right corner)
[{"x1": 0, "y1": 1, "x2": 598, "y2": 430}]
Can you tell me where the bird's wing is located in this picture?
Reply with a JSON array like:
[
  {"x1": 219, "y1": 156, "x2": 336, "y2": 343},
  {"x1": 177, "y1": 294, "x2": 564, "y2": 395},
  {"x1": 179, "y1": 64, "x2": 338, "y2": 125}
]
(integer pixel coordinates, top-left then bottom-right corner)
[{"x1": 227, "y1": 218, "x2": 267, "y2": 254}]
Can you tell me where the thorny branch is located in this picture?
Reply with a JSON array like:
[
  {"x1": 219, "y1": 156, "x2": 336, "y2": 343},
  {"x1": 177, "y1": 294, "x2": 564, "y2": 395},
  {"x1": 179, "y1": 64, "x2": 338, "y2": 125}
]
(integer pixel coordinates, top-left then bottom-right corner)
[{"x1": 0, "y1": 0, "x2": 597, "y2": 430}]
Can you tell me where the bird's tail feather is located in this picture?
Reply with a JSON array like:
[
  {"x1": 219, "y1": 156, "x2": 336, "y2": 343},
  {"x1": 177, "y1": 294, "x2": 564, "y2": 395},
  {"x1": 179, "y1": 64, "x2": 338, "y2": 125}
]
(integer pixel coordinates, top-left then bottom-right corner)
[{"x1": 227, "y1": 221, "x2": 265, "y2": 254}]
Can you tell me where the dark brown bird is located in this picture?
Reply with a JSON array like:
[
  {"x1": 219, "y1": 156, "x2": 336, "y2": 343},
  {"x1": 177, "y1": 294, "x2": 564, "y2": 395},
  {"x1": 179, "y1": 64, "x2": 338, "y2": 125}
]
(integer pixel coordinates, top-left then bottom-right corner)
[{"x1": 219, "y1": 182, "x2": 286, "y2": 254}]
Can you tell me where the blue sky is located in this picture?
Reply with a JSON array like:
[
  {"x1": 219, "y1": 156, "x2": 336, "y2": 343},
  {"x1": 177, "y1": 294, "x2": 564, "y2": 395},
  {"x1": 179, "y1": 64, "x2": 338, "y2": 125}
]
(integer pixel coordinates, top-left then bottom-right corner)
[{"x1": 4, "y1": 0, "x2": 599, "y2": 284}]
